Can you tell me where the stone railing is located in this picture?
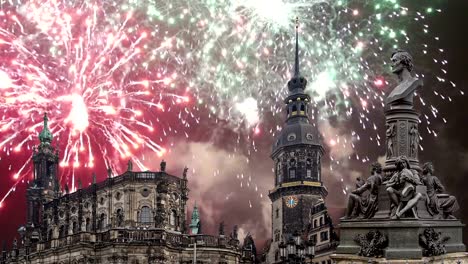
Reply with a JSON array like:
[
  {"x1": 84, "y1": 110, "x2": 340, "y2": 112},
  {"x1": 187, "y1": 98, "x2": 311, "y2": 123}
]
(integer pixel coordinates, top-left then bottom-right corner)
[{"x1": 19, "y1": 229, "x2": 240, "y2": 256}]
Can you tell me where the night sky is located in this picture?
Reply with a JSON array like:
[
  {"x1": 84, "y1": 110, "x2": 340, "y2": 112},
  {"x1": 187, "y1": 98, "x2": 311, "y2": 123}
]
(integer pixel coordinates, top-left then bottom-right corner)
[{"x1": 0, "y1": 0, "x2": 468, "y2": 251}]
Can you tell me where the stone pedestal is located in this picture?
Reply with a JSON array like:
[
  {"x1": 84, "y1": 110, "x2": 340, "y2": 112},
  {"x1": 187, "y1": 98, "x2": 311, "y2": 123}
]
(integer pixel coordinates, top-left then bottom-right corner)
[
  {"x1": 331, "y1": 252, "x2": 468, "y2": 263},
  {"x1": 335, "y1": 219, "x2": 465, "y2": 260},
  {"x1": 384, "y1": 106, "x2": 420, "y2": 176}
]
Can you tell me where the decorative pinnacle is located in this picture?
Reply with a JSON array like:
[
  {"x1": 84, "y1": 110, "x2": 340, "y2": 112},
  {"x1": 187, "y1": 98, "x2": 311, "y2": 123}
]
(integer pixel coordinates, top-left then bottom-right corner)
[{"x1": 294, "y1": 16, "x2": 300, "y2": 77}]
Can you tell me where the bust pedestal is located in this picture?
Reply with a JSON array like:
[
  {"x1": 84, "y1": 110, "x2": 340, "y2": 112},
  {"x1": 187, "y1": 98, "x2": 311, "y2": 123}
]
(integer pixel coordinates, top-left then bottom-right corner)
[{"x1": 384, "y1": 104, "x2": 421, "y2": 177}]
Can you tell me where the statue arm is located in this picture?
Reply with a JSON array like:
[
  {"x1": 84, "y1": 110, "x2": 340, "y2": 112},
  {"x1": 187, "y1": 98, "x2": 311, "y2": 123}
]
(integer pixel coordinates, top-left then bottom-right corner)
[
  {"x1": 353, "y1": 182, "x2": 370, "y2": 194},
  {"x1": 433, "y1": 177, "x2": 445, "y2": 193}
]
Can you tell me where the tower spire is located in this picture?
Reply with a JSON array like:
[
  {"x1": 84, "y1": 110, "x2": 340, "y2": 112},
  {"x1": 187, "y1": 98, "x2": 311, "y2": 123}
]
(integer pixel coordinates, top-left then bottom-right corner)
[
  {"x1": 287, "y1": 17, "x2": 307, "y2": 93},
  {"x1": 294, "y1": 16, "x2": 300, "y2": 77}
]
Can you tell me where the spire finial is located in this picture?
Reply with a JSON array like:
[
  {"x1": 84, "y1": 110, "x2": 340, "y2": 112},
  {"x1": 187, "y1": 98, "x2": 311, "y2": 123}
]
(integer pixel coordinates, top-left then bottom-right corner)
[
  {"x1": 43, "y1": 112, "x2": 48, "y2": 126},
  {"x1": 294, "y1": 16, "x2": 300, "y2": 77}
]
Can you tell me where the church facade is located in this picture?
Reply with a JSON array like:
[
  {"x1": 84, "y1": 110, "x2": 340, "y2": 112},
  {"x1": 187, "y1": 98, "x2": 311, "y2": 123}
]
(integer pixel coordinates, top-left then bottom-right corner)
[{"x1": 1, "y1": 114, "x2": 256, "y2": 264}]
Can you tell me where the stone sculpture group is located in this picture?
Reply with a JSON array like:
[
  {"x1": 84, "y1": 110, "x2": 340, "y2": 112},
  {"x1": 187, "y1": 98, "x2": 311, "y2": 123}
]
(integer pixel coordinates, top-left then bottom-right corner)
[{"x1": 336, "y1": 50, "x2": 465, "y2": 260}]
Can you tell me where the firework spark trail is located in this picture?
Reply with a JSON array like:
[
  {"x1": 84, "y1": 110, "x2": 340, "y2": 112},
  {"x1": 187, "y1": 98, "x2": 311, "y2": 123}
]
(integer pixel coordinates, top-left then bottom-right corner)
[
  {"x1": 0, "y1": 0, "x2": 193, "y2": 204},
  {"x1": 0, "y1": 0, "x2": 460, "y2": 206}
]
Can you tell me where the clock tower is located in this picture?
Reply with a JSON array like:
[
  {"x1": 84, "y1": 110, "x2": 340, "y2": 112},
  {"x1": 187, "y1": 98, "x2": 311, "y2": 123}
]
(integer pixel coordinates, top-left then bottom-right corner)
[{"x1": 266, "y1": 19, "x2": 328, "y2": 263}]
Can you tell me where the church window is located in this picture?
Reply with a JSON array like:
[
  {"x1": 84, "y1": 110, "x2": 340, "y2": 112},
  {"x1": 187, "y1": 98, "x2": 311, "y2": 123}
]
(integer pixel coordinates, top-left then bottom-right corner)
[
  {"x1": 170, "y1": 210, "x2": 177, "y2": 226},
  {"x1": 292, "y1": 105, "x2": 297, "y2": 112},
  {"x1": 275, "y1": 250, "x2": 279, "y2": 261},
  {"x1": 59, "y1": 225, "x2": 65, "y2": 238},
  {"x1": 100, "y1": 197, "x2": 105, "y2": 205},
  {"x1": 289, "y1": 169, "x2": 296, "y2": 179},
  {"x1": 300, "y1": 104, "x2": 305, "y2": 112},
  {"x1": 289, "y1": 159, "x2": 296, "y2": 179},
  {"x1": 99, "y1": 213, "x2": 107, "y2": 230},
  {"x1": 115, "y1": 192, "x2": 121, "y2": 200},
  {"x1": 139, "y1": 206, "x2": 152, "y2": 224},
  {"x1": 276, "y1": 163, "x2": 282, "y2": 184},
  {"x1": 85, "y1": 218, "x2": 91, "y2": 231},
  {"x1": 48, "y1": 229, "x2": 53, "y2": 240},
  {"x1": 287, "y1": 133, "x2": 296, "y2": 141},
  {"x1": 276, "y1": 208, "x2": 279, "y2": 218},
  {"x1": 72, "y1": 221, "x2": 78, "y2": 234}
]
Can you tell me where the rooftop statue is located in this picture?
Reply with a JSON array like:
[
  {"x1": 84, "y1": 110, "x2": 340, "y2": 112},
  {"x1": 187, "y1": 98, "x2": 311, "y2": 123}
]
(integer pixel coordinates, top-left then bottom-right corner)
[{"x1": 386, "y1": 50, "x2": 423, "y2": 107}]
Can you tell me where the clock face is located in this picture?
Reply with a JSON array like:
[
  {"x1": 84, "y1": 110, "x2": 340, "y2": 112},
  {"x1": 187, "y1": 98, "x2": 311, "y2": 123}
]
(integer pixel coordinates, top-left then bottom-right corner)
[{"x1": 285, "y1": 196, "x2": 298, "y2": 208}]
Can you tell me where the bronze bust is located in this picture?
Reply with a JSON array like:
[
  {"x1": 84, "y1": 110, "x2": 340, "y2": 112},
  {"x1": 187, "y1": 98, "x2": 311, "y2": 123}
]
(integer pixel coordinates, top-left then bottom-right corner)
[{"x1": 386, "y1": 50, "x2": 423, "y2": 107}]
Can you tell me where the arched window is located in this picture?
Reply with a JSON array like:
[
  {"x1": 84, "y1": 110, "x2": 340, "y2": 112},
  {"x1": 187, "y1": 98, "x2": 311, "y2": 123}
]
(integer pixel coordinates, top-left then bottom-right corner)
[
  {"x1": 85, "y1": 218, "x2": 91, "y2": 231},
  {"x1": 292, "y1": 105, "x2": 297, "y2": 113},
  {"x1": 59, "y1": 225, "x2": 65, "y2": 238},
  {"x1": 99, "y1": 213, "x2": 107, "y2": 230},
  {"x1": 276, "y1": 162, "x2": 282, "y2": 184},
  {"x1": 72, "y1": 221, "x2": 78, "y2": 234},
  {"x1": 300, "y1": 104, "x2": 305, "y2": 112},
  {"x1": 170, "y1": 210, "x2": 176, "y2": 226},
  {"x1": 306, "y1": 158, "x2": 312, "y2": 179},
  {"x1": 139, "y1": 206, "x2": 152, "y2": 224},
  {"x1": 289, "y1": 159, "x2": 296, "y2": 179}
]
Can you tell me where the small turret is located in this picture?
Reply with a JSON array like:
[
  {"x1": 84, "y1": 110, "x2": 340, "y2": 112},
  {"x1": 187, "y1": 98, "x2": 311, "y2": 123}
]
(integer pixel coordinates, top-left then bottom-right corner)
[{"x1": 189, "y1": 202, "x2": 201, "y2": 235}]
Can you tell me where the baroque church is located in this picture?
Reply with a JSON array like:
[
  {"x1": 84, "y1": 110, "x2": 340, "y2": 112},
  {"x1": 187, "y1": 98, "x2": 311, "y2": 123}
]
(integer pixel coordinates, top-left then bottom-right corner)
[{"x1": 0, "y1": 113, "x2": 257, "y2": 264}]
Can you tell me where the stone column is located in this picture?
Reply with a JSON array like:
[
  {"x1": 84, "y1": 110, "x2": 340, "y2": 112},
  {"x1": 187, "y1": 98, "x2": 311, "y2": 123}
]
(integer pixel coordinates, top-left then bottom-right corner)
[{"x1": 384, "y1": 105, "x2": 420, "y2": 176}]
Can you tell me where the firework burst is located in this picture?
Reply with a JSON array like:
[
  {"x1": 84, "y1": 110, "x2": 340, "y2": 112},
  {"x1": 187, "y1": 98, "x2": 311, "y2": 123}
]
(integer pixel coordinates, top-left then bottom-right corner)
[{"x1": 0, "y1": 0, "x2": 460, "y2": 206}]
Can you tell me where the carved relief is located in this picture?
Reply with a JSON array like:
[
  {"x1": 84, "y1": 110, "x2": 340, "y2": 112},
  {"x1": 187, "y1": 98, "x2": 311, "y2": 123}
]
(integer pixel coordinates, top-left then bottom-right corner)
[
  {"x1": 419, "y1": 228, "x2": 450, "y2": 257},
  {"x1": 398, "y1": 121, "x2": 407, "y2": 156},
  {"x1": 409, "y1": 123, "x2": 419, "y2": 158},
  {"x1": 386, "y1": 123, "x2": 396, "y2": 158},
  {"x1": 354, "y1": 230, "x2": 388, "y2": 257}
]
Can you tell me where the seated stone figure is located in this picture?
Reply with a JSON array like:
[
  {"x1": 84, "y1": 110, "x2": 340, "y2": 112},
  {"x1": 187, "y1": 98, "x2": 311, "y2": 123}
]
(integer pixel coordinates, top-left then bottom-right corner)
[
  {"x1": 421, "y1": 162, "x2": 459, "y2": 219},
  {"x1": 384, "y1": 156, "x2": 424, "y2": 219},
  {"x1": 344, "y1": 162, "x2": 383, "y2": 219}
]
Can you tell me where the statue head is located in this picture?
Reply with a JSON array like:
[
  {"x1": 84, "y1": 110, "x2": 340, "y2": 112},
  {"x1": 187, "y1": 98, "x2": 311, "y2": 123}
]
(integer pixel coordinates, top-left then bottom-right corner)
[
  {"x1": 395, "y1": 156, "x2": 410, "y2": 170},
  {"x1": 370, "y1": 162, "x2": 382, "y2": 175},
  {"x1": 391, "y1": 50, "x2": 413, "y2": 74},
  {"x1": 422, "y1": 162, "x2": 434, "y2": 176}
]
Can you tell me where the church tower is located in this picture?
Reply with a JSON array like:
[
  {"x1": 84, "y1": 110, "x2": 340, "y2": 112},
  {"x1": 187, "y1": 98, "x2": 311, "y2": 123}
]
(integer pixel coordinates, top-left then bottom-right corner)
[
  {"x1": 25, "y1": 113, "x2": 60, "y2": 240},
  {"x1": 267, "y1": 19, "x2": 328, "y2": 262}
]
